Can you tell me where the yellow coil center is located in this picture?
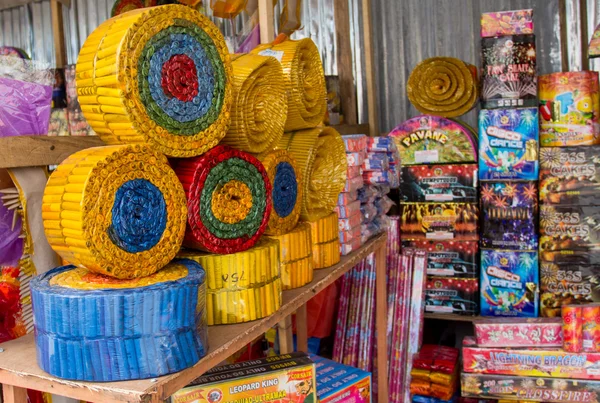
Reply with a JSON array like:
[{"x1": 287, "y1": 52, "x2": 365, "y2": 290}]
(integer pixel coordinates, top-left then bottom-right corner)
[
  {"x1": 211, "y1": 180, "x2": 252, "y2": 224},
  {"x1": 50, "y1": 264, "x2": 188, "y2": 290}
]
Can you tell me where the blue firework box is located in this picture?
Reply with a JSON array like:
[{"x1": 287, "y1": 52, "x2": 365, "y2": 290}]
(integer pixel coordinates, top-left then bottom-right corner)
[
  {"x1": 31, "y1": 259, "x2": 208, "y2": 382},
  {"x1": 478, "y1": 108, "x2": 539, "y2": 181},
  {"x1": 480, "y1": 249, "x2": 539, "y2": 318}
]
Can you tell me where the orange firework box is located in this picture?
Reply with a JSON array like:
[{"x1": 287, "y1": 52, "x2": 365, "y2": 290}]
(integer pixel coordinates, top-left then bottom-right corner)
[{"x1": 170, "y1": 353, "x2": 316, "y2": 403}]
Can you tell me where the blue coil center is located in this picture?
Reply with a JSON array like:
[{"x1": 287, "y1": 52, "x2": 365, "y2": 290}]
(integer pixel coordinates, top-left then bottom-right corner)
[
  {"x1": 272, "y1": 162, "x2": 297, "y2": 218},
  {"x1": 108, "y1": 179, "x2": 167, "y2": 253}
]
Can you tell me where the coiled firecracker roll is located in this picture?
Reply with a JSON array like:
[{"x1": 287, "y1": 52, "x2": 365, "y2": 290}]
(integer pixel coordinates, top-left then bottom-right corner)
[
  {"x1": 175, "y1": 145, "x2": 272, "y2": 254},
  {"x1": 407, "y1": 57, "x2": 478, "y2": 118},
  {"x1": 278, "y1": 127, "x2": 347, "y2": 221},
  {"x1": 259, "y1": 150, "x2": 302, "y2": 236},
  {"x1": 31, "y1": 259, "x2": 207, "y2": 381},
  {"x1": 76, "y1": 5, "x2": 232, "y2": 157},
  {"x1": 267, "y1": 222, "x2": 313, "y2": 290},
  {"x1": 252, "y1": 38, "x2": 327, "y2": 131},
  {"x1": 220, "y1": 54, "x2": 287, "y2": 154},
  {"x1": 179, "y1": 239, "x2": 281, "y2": 325},
  {"x1": 42, "y1": 144, "x2": 187, "y2": 279},
  {"x1": 309, "y1": 213, "x2": 341, "y2": 269}
]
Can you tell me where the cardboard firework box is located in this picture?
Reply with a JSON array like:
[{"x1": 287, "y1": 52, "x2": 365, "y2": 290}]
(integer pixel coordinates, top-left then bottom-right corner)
[
  {"x1": 462, "y1": 336, "x2": 600, "y2": 380},
  {"x1": 399, "y1": 203, "x2": 480, "y2": 241},
  {"x1": 171, "y1": 353, "x2": 316, "y2": 403},
  {"x1": 400, "y1": 164, "x2": 478, "y2": 203},
  {"x1": 425, "y1": 277, "x2": 479, "y2": 315},
  {"x1": 313, "y1": 355, "x2": 371, "y2": 403},
  {"x1": 540, "y1": 205, "x2": 600, "y2": 260},
  {"x1": 461, "y1": 372, "x2": 600, "y2": 402},
  {"x1": 473, "y1": 317, "x2": 563, "y2": 348},
  {"x1": 401, "y1": 240, "x2": 479, "y2": 278}
]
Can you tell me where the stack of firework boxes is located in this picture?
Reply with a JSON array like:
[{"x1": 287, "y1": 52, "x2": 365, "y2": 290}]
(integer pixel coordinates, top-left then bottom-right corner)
[
  {"x1": 537, "y1": 69, "x2": 600, "y2": 317},
  {"x1": 395, "y1": 114, "x2": 480, "y2": 316},
  {"x1": 477, "y1": 9, "x2": 540, "y2": 318}
]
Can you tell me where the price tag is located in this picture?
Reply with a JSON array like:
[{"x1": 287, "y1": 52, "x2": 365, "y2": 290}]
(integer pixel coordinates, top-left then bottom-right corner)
[
  {"x1": 258, "y1": 49, "x2": 284, "y2": 62},
  {"x1": 414, "y1": 150, "x2": 439, "y2": 164}
]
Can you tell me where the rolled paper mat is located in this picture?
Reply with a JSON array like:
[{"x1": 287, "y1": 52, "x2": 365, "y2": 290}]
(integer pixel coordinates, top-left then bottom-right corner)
[
  {"x1": 220, "y1": 54, "x2": 286, "y2": 154},
  {"x1": 259, "y1": 150, "x2": 302, "y2": 236},
  {"x1": 308, "y1": 212, "x2": 341, "y2": 269},
  {"x1": 407, "y1": 57, "x2": 478, "y2": 118},
  {"x1": 111, "y1": 0, "x2": 145, "y2": 16},
  {"x1": 278, "y1": 127, "x2": 347, "y2": 221},
  {"x1": 31, "y1": 259, "x2": 208, "y2": 381},
  {"x1": 267, "y1": 222, "x2": 313, "y2": 290},
  {"x1": 76, "y1": 5, "x2": 232, "y2": 157},
  {"x1": 179, "y1": 239, "x2": 281, "y2": 325},
  {"x1": 252, "y1": 38, "x2": 327, "y2": 131},
  {"x1": 175, "y1": 145, "x2": 272, "y2": 254},
  {"x1": 42, "y1": 144, "x2": 187, "y2": 279}
]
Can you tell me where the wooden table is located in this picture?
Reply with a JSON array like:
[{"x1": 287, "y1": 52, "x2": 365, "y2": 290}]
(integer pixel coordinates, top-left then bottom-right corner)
[{"x1": 0, "y1": 234, "x2": 389, "y2": 403}]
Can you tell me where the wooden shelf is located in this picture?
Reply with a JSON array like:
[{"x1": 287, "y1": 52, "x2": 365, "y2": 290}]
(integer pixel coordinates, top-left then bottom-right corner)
[
  {"x1": 0, "y1": 233, "x2": 386, "y2": 403},
  {"x1": 424, "y1": 313, "x2": 482, "y2": 322}
]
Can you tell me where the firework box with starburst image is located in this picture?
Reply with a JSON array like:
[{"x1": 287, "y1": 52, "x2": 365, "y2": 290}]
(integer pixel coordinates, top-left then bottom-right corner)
[
  {"x1": 540, "y1": 146, "x2": 600, "y2": 205},
  {"x1": 480, "y1": 249, "x2": 539, "y2": 318},
  {"x1": 540, "y1": 205, "x2": 600, "y2": 259},
  {"x1": 479, "y1": 108, "x2": 539, "y2": 181},
  {"x1": 480, "y1": 182, "x2": 539, "y2": 250},
  {"x1": 425, "y1": 277, "x2": 479, "y2": 315},
  {"x1": 400, "y1": 164, "x2": 478, "y2": 203},
  {"x1": 389, "y1": 115, "x2": 478, "y2": 166},
  {"x1": 480, "y1": 9, "x2": 534, "y2": 38},
  {"x1": 481, "y1": 35, "x2": 537, "y2": 109},
  {"x1": 473, "y1": 317, "x2": 564, "y2": 348},
  {"x1": 399, "y1": 203, "x2": 480, "y2": 241},
  {"x1": 401, "y1": 240, "x2": 479, "y2": 278},
  {"x1": 461, "y1": 372, "x2": 600, "y2": 402},
  {"x1": 540, "y1": 261, "x2": 600, "y2": 318}
]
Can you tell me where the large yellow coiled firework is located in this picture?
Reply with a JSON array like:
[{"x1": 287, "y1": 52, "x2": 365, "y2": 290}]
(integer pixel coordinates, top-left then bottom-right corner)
[
  {"x1": 308, "y1": 212, "x2": 340, "y2": 269},
  {"x1": 42, "y1": 144, "x2": 187, "y2": 279},
  {"x1": 407, "y1": 57, "x2": 478, "y2": 118},
  {"x1": 220, "y1": 54, "x2": 287, "y2": 154},
  {"x1": 179, "y1": 239, "x2": 282, "y2": 325},
  {"x1": 76, "y1": 5, "x2": 232, "y2": 157},
  {"x1": 267, "y1": 222, "x2": 313, "y2": 290},
  {"x1": 252, "y1": 38, "x2": 327, "y2": 131},
  {"x1": 278, "y1": 127, "x2": 347, "y2": 221}
]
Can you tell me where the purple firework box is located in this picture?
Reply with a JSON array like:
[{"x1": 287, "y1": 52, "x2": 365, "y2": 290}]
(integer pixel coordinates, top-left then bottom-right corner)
[
  {"x1": 0, "y1": 77, "x2": 52, "y2": 136},
  {"x1": 480, "y1": 182, "x2": 539, "y2": 250}
]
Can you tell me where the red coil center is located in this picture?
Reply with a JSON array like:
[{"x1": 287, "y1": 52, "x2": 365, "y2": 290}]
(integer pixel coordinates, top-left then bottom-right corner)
[{"x1": 161, "y1": 54, "x2": 199, "y2": 102}]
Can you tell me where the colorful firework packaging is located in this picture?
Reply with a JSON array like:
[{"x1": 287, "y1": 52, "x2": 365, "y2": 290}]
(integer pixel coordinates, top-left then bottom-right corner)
[
  {"x1": 42, "y1": 144, "x2": 187, "y2": 279},
  {"x1": 591, "y1": 23, "x2": 600, "y2": 58},
  {"x1": 480, "y1": 249, "x2": 540, "y2": 317},
  {"x1": 582, "y1": 304, "x2": 600, "y2": 352},
  {"x1": 539, "y1": 72, "x2": 600, "y2": 147},
  {"x1": 481, "y1": 35, "x2": 537, "y2": 109},
  {"x1": 0, "y1": 46, "x2": 29, "y2": 59},
  {"x1": 479, "y1": 108, "x2": 540, "y2": 181},
  {"x1": 343, "y1": 134, "x2": 368, "y2": 152},
  {"x1": 400, "y1": 164, "x2": 478, "y2": 203},
  {"x1": 407, "y1": 57, "x2": 479, "y2": 118},
  {"x1": 540, "y1": 205, "x2": 600, "y2": 258},
  {"x1": 402, "y1": 240, "x2": 479, "y2": 278},
  {"x1": 425, "y1": 277, "x2": 479, "y2": 315},
  {"x1": 314, "y1": 356, "x2": 371, "y2": 403},
  {"x1": 64, "y1": 65, "x2": 95, "y2": 136},
  {"x1": 175, "y1": 145, "x2": 271, "y2": 254},
  {"x1": 540, "y1": 262, "x2": 600, "y2": 317},
  {"x1": 400, "y1": 203, "x2": 480, "y2": 241},
  {"x1": 76, "y1": 5, "x2": 232, "y2": 157},
  {"x1": 389, "y1": 115, "x2": 478, "y2": 165},
  {"x1": 473, "y1": 318, "x2": 564, "y2": 348},
  {"x1": 461, "y1": 372, "x2": 600, "y2": 402},
  {"x1": 540, "y1": 146, "x2": 600, "y2": 205},
  {"x1": 562, "y1": 304, "x2": 584, "y2": 352},
  {"x1": 480, "y1": 9, "x2": 534, "y2": 38},
  {"x1": 31, "y1": 259, "x2": 208, "y2": 381},
  {"x1": 309, "y1": 213, "x2": 341, "y2": 269},
  {"x1": 480, "y1": 182, "x2": 539, "y2": 250},
  {"x1": 266, "y1": 223, "x2": 313, "y2": 290}
]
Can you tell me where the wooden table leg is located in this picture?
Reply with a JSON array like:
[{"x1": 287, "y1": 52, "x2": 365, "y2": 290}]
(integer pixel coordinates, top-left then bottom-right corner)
[
  {"x1": 278, "y1": 316, "x2": 294, "y2": 354},
  {"x1": 295, "y1": 304, "x2": 308, "y2": 353},
  {"x1": 375, "y1": 242, "x2": 389, "y2": 401},
  {"x1": 2, "y1": 384, "x2": 28, "y2": 403}
]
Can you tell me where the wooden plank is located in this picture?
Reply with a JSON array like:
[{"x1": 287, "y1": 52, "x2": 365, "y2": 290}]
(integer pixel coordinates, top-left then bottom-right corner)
[
  {"x1": 0, "y1": 234, "x2": 387, "y2": 403},
  {"x1": 580, "y1": 0, "x2": 590, "y2": 70},
  {"x1": 2, "y1": 385, "x2": 28, "y2": 403},
  {"x1": 258, "y1": 0, "x2": 275, "y2": 44},
  {"x1": 278, "y1": 316, "x2": 294, "y2": 354},
  {"x1": 333, "y1": 0, "x2": 358, "y2": 125},
  {"x1": 374, "y1": 242, "x2": 388, "y2": 401},
  {"x1": 0, "y1": 136, "x2": 103, "y2": 169},
  {"x1": 50, "y1": 0, "x2": 67, "y2": 68},
  {"x1": 424, "y1": 313, "x2": 481, "y2": 322},
  {"x1": 295, "y1": 304, "x2": 308, "y2": 353},
  {"x1": 360, "y1": 0, "x2": 379, "y2": 136},
  {"x1": 559, "y1": 0, "x2": 569, "y2": 72},
  {"x1": 0, "y1": 0, "x2": 70, "y2": 11}
]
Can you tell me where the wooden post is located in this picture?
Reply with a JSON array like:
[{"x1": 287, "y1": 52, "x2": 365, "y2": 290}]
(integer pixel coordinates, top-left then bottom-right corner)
[
  {"x1": 360, "y1": 0, "x2": 379, "y2": 136},
  {"x1": 2, "y1": 385, "x2": 28, "y2": 403},
  {"x1": 559, "y1": 0, "x2": 569, "y2": 72},
  {"x1": 50, "y1": 0, "x2": 67, "y2": 68},
  {"x1": 580, "y1": 0, "x2": 590, "y2": 70},
  {"x1": 334, "y1": 0, "x2": 358, "y2": 125},
  {"x1": 295, "y1": 304, "x2": 309, "y2": 353},
  {"x1": 258, "y1": 0, "x2": 275, "y2": 44},
  {"x1": 375, "y1": 242, "x2": 388, "y2": 400},
  {"x1": 278, "y1": 316, "x2": 294, "y2": 354}
]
